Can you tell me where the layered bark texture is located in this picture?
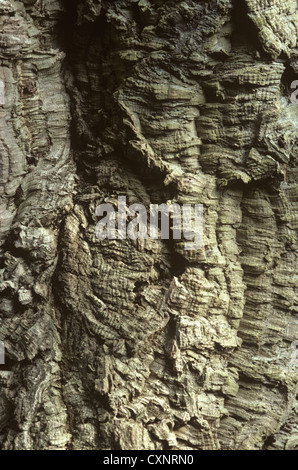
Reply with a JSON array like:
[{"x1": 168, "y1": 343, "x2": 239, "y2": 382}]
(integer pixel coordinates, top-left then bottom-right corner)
[{"x1": 0, "y1": 0, "x2": 298, "y2": 450}]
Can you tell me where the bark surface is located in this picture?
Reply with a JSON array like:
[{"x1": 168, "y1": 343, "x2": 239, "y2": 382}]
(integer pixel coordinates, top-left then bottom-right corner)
[{"x1": 0, "y1": 0, "x2": 297, "y2": 450}]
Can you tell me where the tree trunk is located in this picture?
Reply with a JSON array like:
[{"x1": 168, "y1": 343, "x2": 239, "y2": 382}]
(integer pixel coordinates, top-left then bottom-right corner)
[{"x1": 0, "y1": 0, "x2": 297, "y2": 450}]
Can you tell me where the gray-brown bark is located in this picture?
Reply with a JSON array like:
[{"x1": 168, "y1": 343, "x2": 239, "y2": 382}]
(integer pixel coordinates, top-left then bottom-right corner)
[{"x1": 0, "y1": 0, "x2": 297, "y2": 450}]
